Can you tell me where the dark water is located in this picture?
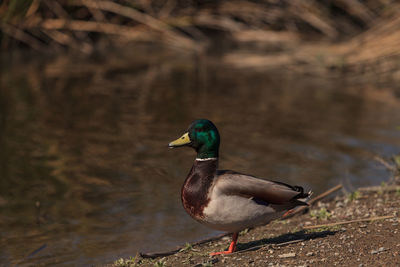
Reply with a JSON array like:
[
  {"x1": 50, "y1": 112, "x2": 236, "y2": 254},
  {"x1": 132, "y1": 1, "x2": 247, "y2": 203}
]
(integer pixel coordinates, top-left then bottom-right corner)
[{"x1": 1, "y1": 49, "x2": 400, "y2": 266}]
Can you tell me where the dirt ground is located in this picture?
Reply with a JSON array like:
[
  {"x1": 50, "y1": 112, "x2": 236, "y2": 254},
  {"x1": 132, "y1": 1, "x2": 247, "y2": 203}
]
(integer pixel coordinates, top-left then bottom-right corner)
[{"x1": 114, "y1": 186, "x2": 400, "y2": 267}]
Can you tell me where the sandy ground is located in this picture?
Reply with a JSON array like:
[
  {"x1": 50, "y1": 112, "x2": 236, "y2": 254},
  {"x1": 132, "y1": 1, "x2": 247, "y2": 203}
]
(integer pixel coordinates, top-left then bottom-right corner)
[{"x1": 113, "y1": 186, "x2": 400, "y2": 267}]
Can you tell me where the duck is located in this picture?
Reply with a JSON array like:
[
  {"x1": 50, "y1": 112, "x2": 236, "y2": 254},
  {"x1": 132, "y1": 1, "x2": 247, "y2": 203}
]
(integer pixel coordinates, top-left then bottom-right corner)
[{"x1": 168, "y1": 119, "x2": 310, "y2": 256}]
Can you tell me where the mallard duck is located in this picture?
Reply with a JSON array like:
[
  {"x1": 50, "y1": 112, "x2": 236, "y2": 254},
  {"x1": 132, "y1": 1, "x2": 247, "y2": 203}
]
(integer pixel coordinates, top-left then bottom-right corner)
[{"x1": 169, "y1": 119, "x2": 310, "y2": 256}]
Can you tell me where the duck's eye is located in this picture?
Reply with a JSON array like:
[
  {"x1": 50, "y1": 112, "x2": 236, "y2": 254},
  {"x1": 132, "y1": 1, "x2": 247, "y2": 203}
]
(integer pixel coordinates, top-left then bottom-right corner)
[{"x1": 181, "y1": 137, "x2": 185, "y2": 139}]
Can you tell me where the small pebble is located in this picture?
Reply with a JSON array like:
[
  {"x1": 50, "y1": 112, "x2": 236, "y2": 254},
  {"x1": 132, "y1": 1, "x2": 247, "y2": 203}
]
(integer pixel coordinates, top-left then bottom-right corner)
[
  {"x1": 278, "y1": 252, "x2": 296, "y2": 258},
  {"x1": 370, "y1": 247, "x2": 386, "y2": 254},
  {"x1": 336, "y1": 202, "x2": 344, "y2": 207}
]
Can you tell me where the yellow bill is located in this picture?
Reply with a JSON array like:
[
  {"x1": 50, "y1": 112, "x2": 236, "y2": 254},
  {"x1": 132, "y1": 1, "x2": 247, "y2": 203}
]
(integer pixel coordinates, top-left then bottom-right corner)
[{"x1": 168, "y1": 132, "x2": 191, "y2": 148}]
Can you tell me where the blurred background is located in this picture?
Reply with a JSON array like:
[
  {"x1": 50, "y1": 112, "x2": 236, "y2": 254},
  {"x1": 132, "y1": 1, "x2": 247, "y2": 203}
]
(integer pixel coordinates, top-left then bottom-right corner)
[{"x1": 1, "y1": 0, "x2": 400, "y2": 266}]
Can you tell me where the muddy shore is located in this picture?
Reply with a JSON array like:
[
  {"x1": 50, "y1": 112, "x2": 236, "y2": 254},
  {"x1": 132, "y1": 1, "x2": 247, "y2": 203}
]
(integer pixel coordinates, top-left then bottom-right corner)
[{"x1": 113, "y1": 185, "x2": 400, "y2": 267}]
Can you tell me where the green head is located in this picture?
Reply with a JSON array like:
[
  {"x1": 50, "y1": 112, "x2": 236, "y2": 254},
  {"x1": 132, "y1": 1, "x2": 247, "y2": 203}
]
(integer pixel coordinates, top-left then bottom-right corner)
[{"x1": 168, "y1": 119, "x2": 220, "y2": 159}]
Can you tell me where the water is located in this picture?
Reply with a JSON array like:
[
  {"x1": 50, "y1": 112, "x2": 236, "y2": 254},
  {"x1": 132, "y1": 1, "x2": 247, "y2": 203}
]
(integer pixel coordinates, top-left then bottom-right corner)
[{"x1": 1, "y1": 49, "x2": 400, "y2": 266}]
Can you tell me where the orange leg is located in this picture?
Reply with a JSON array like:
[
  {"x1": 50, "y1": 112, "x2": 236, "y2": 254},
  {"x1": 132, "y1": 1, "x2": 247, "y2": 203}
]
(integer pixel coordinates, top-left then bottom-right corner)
[{"x1": 210, "y1": 232, "x2": 238, "y2": 256}]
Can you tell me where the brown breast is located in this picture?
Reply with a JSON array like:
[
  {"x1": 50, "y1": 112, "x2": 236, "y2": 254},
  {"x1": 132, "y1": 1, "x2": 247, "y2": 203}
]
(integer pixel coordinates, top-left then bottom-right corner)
[{"x1": 181, "y1": 159, "x2": 218, "y2": 219}]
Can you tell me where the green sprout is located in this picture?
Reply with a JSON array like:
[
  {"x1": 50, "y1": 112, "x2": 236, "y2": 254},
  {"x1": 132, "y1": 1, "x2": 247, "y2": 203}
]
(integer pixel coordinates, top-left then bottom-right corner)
[
  {"x1": 154, "y1": 259, "x2": 165, "y2": 267},
  {"x1": 179, "y1": 242, "x2": 193, "y2": 252},
  {"x1": 348, "y1": 190, "x2": 361, "y2": 201},
  {"x1": 202, "y1": 261, "x2": 214, "y2": 267},
  {"x1": 395, "y1": 187, "x2": 400, "y2": 196},
  {"x1": 240, "y1": 228, "x2": 249, "y2": 235},
  {"x1": 393, "y1": 155, "x2": 400, "y2": 170},
  {"x1": 114, "y1": 255, "x2": 138, "y2": 267},
  {"x1": 310, "y1": 208, "x2": 331, "y2": 220}
]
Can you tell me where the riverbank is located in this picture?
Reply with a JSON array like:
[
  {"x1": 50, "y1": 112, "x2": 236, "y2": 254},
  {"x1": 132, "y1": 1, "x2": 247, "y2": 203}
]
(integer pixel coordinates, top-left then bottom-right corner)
[{"x1": 113, "y1": 184, "x2": 400, "y2": 266}]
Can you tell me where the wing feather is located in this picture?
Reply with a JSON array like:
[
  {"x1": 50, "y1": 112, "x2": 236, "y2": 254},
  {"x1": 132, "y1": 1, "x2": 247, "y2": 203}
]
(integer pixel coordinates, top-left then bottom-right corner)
[{"x1": 215, "y1": 171, "x2": 308, "y2": 205}]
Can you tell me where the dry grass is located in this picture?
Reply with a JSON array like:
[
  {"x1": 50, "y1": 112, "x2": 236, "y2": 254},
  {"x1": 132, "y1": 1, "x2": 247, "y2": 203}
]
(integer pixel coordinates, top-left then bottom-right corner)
[
  {"x1": 0, "y1": 0, "x2": 396, "y2": 52},
  {"x1": 1, "y1": 0, "x2": 400, "y2": 80}
]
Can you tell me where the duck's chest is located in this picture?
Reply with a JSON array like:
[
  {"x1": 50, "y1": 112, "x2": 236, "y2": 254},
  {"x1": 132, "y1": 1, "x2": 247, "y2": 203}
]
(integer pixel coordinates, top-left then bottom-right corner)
[
  {"x1": 181, "y1": 161, "x2": 216, "y2": 219},
  {"x1": 181, "y1": 175, "x2": 214, "y2": 219}
]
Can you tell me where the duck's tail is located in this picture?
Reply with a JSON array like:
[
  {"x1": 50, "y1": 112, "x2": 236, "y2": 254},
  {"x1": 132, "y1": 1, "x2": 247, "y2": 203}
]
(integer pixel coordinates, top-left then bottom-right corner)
[
  {"x1": 282, "y1": 189, "x2": 313, "y2": 218},
  {"x1": 291, "y1": 186, "x2": 312, "y2": 204},
  {"x1": 296, "y1": 189, "x2": 313, "y2": 204}
]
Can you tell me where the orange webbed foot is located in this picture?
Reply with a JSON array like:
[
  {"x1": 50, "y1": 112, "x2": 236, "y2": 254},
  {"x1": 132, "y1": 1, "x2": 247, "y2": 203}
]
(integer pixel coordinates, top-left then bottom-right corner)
[
  {"x1": 209, "y1": 232, "x2": 238, "y2": 256},
  {"x1": 209, "y1": 250, "x2": 235, "y2": 256}
]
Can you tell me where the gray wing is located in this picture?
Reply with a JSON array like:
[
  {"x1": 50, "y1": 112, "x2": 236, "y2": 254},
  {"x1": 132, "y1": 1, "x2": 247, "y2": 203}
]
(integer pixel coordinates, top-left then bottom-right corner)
[{"x1": 215, "y1": 171, "x2": 308, "y2": 205}]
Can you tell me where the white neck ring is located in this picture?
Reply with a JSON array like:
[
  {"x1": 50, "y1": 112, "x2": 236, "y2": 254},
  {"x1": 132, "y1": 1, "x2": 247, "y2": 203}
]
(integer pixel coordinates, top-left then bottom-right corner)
[{"x1": 195, "y1": 157, "x2": 218, "y2": 161}]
